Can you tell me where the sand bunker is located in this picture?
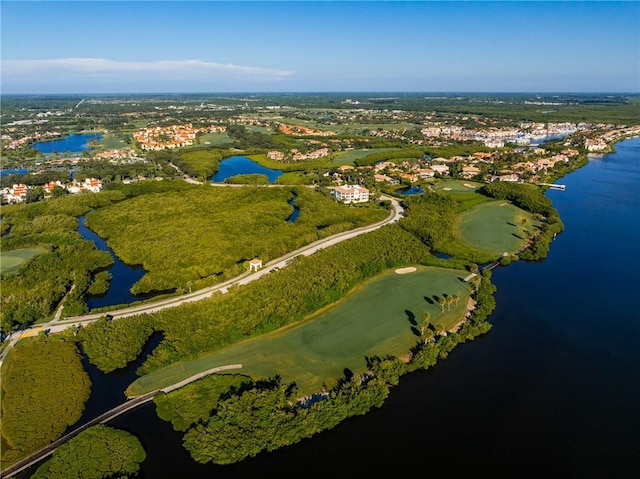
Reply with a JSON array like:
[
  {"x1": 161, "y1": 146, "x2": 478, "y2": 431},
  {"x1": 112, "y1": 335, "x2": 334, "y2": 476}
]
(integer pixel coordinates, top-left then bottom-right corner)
[
  {"x1": 464, "y1": 183, "x2": 476, "y2": 188},
  {"x1": 395, "y1": 267, "x2": 417, "y2": 274},
  {"x1": 443, "y1": 187, "x2": 452, "y2": 191}
]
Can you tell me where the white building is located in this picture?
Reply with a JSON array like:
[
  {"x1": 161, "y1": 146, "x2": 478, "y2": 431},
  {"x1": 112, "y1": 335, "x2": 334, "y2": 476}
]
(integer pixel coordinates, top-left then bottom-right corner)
[
  {"x1": 332, "y1": 185, "x2": 369, "y2": 204},
  {"x1": 431, "y1": 164, "x2": 450, "y2": 176},
  {"x1": 83, "y1": 178, "x2": 103, "y2": 193},
  {"x1": 6, "y1": 184, "x2": 28, "y2": 203}
]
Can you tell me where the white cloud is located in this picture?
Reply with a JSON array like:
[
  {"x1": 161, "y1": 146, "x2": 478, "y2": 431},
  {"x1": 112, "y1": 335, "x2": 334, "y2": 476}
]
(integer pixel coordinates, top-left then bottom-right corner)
[{"x1": 1, "y1": 58, "x2": 294, "y2": 92}]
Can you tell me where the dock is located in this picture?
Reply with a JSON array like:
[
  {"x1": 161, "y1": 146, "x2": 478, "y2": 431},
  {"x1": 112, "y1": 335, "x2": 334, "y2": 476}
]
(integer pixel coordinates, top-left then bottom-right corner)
[{"x1": 539, "y1": 183, "x2": 566, "y2": 191}]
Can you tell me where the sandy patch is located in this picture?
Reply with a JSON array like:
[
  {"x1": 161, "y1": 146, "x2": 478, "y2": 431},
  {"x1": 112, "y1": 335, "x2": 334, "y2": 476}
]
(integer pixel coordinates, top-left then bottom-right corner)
[
  {"x1": 395, "y1": 267, "x2": 417, "y2": 275},
  {"x1": 464, "y1": 183, "x2": 476, "y2": 188},
  {"x1": 443, "y1": 187, "x2": 452, "y2": 191}
]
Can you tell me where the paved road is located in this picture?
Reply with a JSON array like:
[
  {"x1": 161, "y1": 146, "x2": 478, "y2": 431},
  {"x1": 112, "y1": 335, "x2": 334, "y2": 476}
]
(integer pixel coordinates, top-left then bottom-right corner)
[{"x1": 0, "y1": 195, "x2": 403, "y2": 361}]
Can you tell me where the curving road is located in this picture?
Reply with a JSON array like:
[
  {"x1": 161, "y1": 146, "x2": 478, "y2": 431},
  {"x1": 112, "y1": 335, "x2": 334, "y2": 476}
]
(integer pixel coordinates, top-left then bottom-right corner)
[{"x1": 0, "y1": 195, "x2": 403, "y2": 361}]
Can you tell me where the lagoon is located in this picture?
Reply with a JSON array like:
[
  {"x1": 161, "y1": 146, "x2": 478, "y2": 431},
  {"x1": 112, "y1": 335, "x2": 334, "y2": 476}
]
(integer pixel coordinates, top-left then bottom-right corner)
[
  {"x1": 33, "y1": 133, "x2": 102, "y2": 154},
  {"x1": 211, "y1": 156, "x2": 283, "y2": 183},
  {"x1": 0, "y1": 169, "x2": 28, "y2": 177}
]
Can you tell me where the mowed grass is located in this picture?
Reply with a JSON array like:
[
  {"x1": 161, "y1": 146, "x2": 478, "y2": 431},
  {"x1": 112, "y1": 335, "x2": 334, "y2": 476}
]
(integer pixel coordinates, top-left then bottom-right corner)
[
  {"x1": 127, "y1": 266, "x2": 470, "y2": 397},
  {"x1": 0, "y1": 247, "x2": 48, "y2": 275},
  {"x1": 432, "y1": 179, "x2": 483, "y2": 194},
  {"x1": 96, "y1": 134, "x2": 127, "y2": 150},
  {"x1": 330, "y1": 148, "x2": 402, "y2": 165},
  {"x1": 197, "y1": 131, "x2": 232, "y2": 146},
  {"x1": 455, "y1": 200, "x2": 540, "y2": 255}
]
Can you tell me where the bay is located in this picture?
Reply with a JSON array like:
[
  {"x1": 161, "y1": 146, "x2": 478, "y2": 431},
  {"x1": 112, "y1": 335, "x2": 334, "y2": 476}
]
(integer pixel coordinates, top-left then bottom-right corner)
[{"x1": 32, "y1": 133, "x2": 102, "y2": 154}]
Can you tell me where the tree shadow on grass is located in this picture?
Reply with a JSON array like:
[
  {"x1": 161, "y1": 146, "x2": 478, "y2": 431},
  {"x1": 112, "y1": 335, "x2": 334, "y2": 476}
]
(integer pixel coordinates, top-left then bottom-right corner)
[
  {"x1": 405, "y1": 309, "x2": 416, "y2": 325},
  {"x1": 512, "y1": 233, "x2": 524, "y2": 240},
  {"x1": 507, "y1": 222, "x2": 516, "y2": 227},
  {"x1": 424, "y1": 296, "x2": 434, "y2": 305},
  {"x1": 411, "y1": 326, "x2": 421, "y2": 337}
]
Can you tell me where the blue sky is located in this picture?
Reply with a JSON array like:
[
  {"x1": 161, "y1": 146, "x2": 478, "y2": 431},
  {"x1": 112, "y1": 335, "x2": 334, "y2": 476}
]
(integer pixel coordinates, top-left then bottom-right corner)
[{"x1": 2, "y1": 1, "x2": 638, "y2": 93}]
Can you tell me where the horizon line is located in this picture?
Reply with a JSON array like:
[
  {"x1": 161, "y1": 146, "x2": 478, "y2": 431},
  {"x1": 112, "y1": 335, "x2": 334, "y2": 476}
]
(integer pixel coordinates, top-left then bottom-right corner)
[{"x1": 2, "y1": 91, "x2": 639, "y2": 96}]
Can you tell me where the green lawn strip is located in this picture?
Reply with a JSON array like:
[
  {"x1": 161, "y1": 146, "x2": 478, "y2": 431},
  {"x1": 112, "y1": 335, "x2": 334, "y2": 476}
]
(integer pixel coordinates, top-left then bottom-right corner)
[
  {"x1": 196, "y1": 131, "x2": 232, "y2": 146},
  {"x1": 454, "y1": 200, "x2": 540, "y2": 255},
  {"x1": 95, "y1": 134, "x2": 127, "y2": 150},
  {"x1": 127, "y1": 266, "x2": 470, "y2": 397},
  {"x1": 0, "y1": 247, "x2": 49, "y2": 275},
  {"x1": 247, "y1": 153, "x2": 329, "y2": 172},
  {"x1": 330, "y1": 148, "x2": 402, "y2": 165}
]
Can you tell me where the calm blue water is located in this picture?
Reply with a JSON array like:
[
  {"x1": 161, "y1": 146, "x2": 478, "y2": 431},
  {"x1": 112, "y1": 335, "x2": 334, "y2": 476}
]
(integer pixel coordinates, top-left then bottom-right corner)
[
  {"x1": 211, "y1": 156, "x2": 283, "y2": 183},
  {"x1": 20, "y1": 138, "x2": 640, "y2": 478},
  {"x1": 33, "y1": 133, "x2": 102, "y2": 154},
  {"x1": 399, "y1": 185, "x2": 424, "y2": 195},
  {"x1": 77, "y1": 215, "x2": 149, "y2": 309},
  {"x1": 0, "y1": 169, "x2": 28, "y2": 177},
  {"x1": 287, "y1": 194, "x2": 300, "y2": 223}
]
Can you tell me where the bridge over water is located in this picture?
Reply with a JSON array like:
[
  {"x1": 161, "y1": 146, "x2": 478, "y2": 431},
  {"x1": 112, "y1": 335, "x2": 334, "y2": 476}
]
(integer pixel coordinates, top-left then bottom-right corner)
[{"x1": 0, "y1": 364, "x2": 242, "y2": 478}]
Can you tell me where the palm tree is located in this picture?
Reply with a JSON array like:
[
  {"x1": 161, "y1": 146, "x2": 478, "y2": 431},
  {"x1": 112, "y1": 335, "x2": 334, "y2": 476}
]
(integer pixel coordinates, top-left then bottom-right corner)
[
  {"x1": 438, "y1": 297, "x2": 446, "y2": 312},
  {"x1": 445, "y1": 296, "x2": 452, "y2": 311},
  {"x1": 421, "y1": 312, "x2": 430, "y2": 336},
  {"x1": 452, "y1": 294, "x2": 459, "y2": 306}
]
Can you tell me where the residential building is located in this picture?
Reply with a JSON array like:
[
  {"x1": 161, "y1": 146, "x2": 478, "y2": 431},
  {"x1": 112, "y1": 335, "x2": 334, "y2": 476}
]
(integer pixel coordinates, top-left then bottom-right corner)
[
  {"x1": 461, "y1": 166, "x2": 481, "y2": 179},
  {"x1": 43, "y1": 180, "x2": 63, "y2": 194},
  {"x1": 83, "y1": 178, "x2": 103, "y2": 193},
  {"x1": 332, "y1": 185, "x2": 369, "y2": 203},
  {"x1": 6, "y1": 184, "x2": 28, "y2": 202},
  {"x1": 431, "y1": 164, "x2": 450, "y2": 175}
]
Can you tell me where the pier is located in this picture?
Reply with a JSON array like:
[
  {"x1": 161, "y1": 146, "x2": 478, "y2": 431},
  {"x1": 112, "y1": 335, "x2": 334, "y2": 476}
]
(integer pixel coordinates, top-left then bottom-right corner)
[{"x1": 539, "y1": 183, "x2": 566, "y2": 191}]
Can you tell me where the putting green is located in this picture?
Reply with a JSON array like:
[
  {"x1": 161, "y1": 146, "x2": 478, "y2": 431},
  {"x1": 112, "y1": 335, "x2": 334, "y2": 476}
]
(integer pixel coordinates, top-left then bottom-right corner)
[
  {"x1": 455, "y1": 200, "x2": 540, "y2": 255},
  {"x1": 0, "y1": 247, "x2": 48, "y2": 275},
  {"x1": 128, "y1": 266, "x2": 471, "y2": 397},
  {"x1": 432, "y1": 179, "x2": 483, "y2": 193}
]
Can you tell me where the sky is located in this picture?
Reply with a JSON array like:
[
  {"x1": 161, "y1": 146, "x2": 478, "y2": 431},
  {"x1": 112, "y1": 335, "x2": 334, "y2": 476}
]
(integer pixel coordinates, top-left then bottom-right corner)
[{"x1": 1, "y1": 1, "x2": 639, "y2": 94}]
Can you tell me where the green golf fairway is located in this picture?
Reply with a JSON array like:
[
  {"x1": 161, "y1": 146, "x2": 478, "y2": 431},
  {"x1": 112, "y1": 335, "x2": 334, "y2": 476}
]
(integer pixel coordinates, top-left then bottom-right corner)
[
  {"x1": 128, "y1": 266, "x2": 471, "y2": 396},
  {"x1": 0, "y1": 247, "x2": 48, "y2": 275},
  {"x1": 432, "y1": 179, "x2": 483, "y2": 193},
  {"x1": 455, "y1": 200, "x2": 540, "y2": 255}
]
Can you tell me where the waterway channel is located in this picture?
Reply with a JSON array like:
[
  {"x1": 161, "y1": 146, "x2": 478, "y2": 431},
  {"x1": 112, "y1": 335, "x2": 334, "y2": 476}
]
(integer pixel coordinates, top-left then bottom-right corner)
[
  {"x1": 18, "y1": 138, "x2": 640, "y2": 477},
  {"x1": 77, "y1": 215, "x2": 151, "y2": 309}
]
